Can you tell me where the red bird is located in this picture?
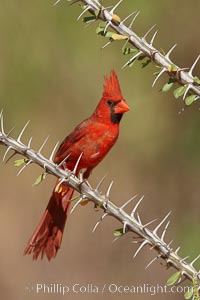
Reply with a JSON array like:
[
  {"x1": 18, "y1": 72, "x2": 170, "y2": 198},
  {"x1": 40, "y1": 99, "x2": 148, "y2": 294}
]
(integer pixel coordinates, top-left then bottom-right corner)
[{"x1": 24, "y1": 70, "x2": 129, "y2": 260}]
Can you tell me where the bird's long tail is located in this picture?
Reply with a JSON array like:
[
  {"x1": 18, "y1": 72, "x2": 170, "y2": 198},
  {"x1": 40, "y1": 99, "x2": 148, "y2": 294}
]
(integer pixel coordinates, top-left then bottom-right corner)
[{"x1": 24, "y1": 180, "x2": 74, "y2": 260}]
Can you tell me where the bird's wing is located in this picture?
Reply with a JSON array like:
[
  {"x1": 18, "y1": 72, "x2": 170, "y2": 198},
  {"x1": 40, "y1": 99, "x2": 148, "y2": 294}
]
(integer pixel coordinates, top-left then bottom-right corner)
[{"x1": 53, "y1": 118, "x2": 91, "y2": 164}]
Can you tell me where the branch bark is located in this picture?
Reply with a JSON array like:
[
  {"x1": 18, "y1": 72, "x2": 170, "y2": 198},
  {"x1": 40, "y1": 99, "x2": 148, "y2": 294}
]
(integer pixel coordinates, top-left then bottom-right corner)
[
  {"x1": 0, "y1": 112, "x2": 199, "y2": 289},
  {"x1": 71, "y1": 0, "x2": 200, "y2": 105}
]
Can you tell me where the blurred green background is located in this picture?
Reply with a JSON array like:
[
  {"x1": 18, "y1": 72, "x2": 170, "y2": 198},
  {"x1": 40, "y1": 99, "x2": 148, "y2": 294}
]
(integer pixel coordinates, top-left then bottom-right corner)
[{"x1": 0, "y1": 1, "x2": 199, "y2": 299}]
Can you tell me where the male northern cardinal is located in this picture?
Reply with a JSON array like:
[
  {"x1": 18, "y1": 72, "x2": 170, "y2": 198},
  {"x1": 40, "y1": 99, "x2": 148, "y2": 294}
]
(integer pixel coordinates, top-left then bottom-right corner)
[{"x1": 24, "y1": 70, "x2": 129, "y2": 260}]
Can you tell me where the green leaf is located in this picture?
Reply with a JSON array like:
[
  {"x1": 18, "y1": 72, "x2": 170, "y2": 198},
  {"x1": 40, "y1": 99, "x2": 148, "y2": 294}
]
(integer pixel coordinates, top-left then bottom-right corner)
[
  {"x1": 104, "y1": 31, "x2": 114, "y2": 38},
  {"x1": 33, "y1": 173, "x2": 47, "y2": 187},
  {"x1": 184, "y1": 288, "x2": 193, "y2": 300},
  {"x1": 162, "y1": 82, "x2": 174, "y2": 92},
  {"x1": 185, "y1": 94, "x2": 196, "y2": 106},
  {"x1": 122, "y1": 47, "x2": 138, "y2": 56},
  {"x1": 98, "y1": 21, "x2": 107, "y2": 29},
  {"x1": 14, "y1": 159, "x2": 27, "y2": 167},
  {"x1": 141, "y1": 59, "x2": 151, "y2": 68},
  {"x1": 114, "y1": 228, "x2": 124, "y2": 237},
  {"x1": 96, "y1": 22, "x2": 107, "y2": 35},
  {"x1": 83, "y1": 16, "x2": 96, "y2": 24},
  {"x1": 94, "y1": 9, "x2": 100, "y2": 17},
  {"x1": 173, "y1": 85, "x2": 187, "y2": 99},
  {"x1": 167, "y1": 271, "x2": 181, "y2": 286},
  {"x1": 193, "y1": 76, "x2": 200, "y2": 85},
  {"x1": 96, "y1": 26, "x2": 104, "y2": 35}
]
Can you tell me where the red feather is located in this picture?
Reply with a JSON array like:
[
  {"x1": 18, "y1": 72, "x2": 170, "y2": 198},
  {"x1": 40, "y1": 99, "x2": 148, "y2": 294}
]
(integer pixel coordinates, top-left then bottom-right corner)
[{"x1": 24, "y1": 70, "x2": 129, "y2": 260}]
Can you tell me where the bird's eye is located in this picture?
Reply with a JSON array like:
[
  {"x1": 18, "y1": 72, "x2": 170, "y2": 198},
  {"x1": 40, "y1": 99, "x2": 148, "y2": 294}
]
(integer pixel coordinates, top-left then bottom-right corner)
[{"x1": 107, "y1": 100, "x2": 113, "y2": 106}]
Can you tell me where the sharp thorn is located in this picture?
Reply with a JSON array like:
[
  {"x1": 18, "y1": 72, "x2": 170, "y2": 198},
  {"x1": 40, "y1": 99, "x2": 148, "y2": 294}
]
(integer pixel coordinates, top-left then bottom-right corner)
[
  {"x1": 180, "y1": 256, "x2": 189, "y2": 263},
  {"x1": 4, "y1": 151, "x2": 17, "y2": 164},
  {"x1": 38, "y1": 135, "x2": 49, "y2": 153},
  {"x1": 92, "y1": 221, "x2": 100, "y2": 234},
  {"x1": 70, "y1": 196, "x2": 83, "y2": 215},
  {"x1": 161, "y1": 220, "x2": 170, "y2": 241},
  {"x1": 123, "y1": 221, "x2": 128, "y2": 234},
  {"x1": 57, "y1": 153, "x2": 71, "y2": 168},
  {"x1": 152, "y1": 68, "x2": 166, "y2": 87},
  {"x1": 49, "y1": 141, "x2": 59, "y2": 161},
  {"x1": 177, "y1": 276, "x2": 183, "y2": 285},
  {"x1": 79, "y1": 169, "x2": 84, "y2": 182},
  {"x1": 101, "y1": 40, "x2": 113, "y2": 49},
  {"x1": 104, "y1": 21, "x2": 111, "y2": 34},
  {"x1": 131, "y1": 195, "x2": 144, "y2": 218},
  {"x1": 0, "y1": 110, "x2": 5, "y2": 135},
  {"x1": 132, "y1": 239, "x2": 142, "y2": 244},
  {"x1": 183, "y1": 84, "x2": 192, "y2": 100},
  {"x1": 150, "y1": 30, "x2": 158, "y2": 46},
  {"x1": 112, "y1": 236, "x2": 121, "y2": 243},
  {"x1": 17, "y1": 120, "x2": 30, "y2": 142},
  {"x1": 143, "y1": 24, "x2": 156, "y2": 41},
  {"x1": 133, "y1": 240, "x2": 148, "y2": 258},
  {"x1": 55, "y1": 178, "x2": 67, "y2": 194},
  {"x1": 103, "y1": 6, "x2": 113, "y2": 11},
  {"x1": 70, "y1": 0, "x2": 80, "y2": 6},
  {"x1": 43, "y1": 162, "x2": 49, "y2": 172},
  {"x1": 153, "y1": 211, "x2": 172, "y2": 236},
  {"x1": 178, "y1": 67, "x2": 189, "y2": 72},
  {"x1": 110, "y1": 0, "x2": 123, "y2": 14},
  {"x1": 143, "y1": 218, "x2": 158, "y2": 228},
  {"x1": 190, "y1": 254, "x2": 200, "y2": 267},
  {"x1": 7, "y1": 126, "x2": 16, "y2": 137},
  {"x1": 106, "y1": 180, "x2": 114, "y2": 198},
  {"x1": 137, "y1": 212, "x2": 142, "y2": 225},
  {"x1": 177, "y1": 277, "x2": 186, "y2": 286},
  {"x1": 122, "y1": 11, "x2": 137, "y2": 24},
  {"x1": 188, "y1": 54, "x2": 200, "y2": 76},
  {"x1": 129, "y1": 11, "x2": 140, "y2": 29},
  {"x1": 122, "y1": 51, "x2": 142, "y2": 69},
  {"x1": 54, "y1": 0, "x2": 61, "y2": 5},
  {"x1": 95, "y1": 173, "x2": 108, "y2": 191},
  {"x1": 17, "y1": 160, "x2": 32, "y2": 176},
  {"x1": 92, "y1": 212, "x2": 108, "y2": 233},
  {"x1": 175, "y1": 246, "x2": 181, "y2": 255},
  {"x1": 122, "y1": 37, "x2": 130, "y2": 51},
  {"x1": 165, "y1": 44, "x2": 177, "y2": 60},
  {"x1": 145, "y1": 256, "x2": 159, "y2": 270},
  {"x1": 77, "y1": 6, "x2": 90, "y2": 21},
  {"x1": 3, "y1": 146, "x2": 12, "y2": 162},
  {"x1": 0, "y1": 109, "x2": 3, "y2": 121},
  {"x1": 83, "y1": 178, "x2": 92, "y2": 189},
  {"x1": 120, "y1": 194, "x2": 138, "y2": 210},
  {"x1": 167, "y1": 240, "x2": 173, "y2": 248},
  {"x1": 27, "y1": 136, "x2": 33, "y2": 148},
  {"x1": 72, "y1": 152, "x2": 83, "y2": 175}
]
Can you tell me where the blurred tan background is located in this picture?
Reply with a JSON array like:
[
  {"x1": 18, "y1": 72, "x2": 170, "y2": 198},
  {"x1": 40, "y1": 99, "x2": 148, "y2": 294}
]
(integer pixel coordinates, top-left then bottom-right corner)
[{"x1": 0, "y1": 0, "x2": 200, "y2": 299}]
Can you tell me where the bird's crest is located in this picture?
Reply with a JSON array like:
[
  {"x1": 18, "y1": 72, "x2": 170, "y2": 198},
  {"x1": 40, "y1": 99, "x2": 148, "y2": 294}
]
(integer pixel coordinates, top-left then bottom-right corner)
[{"x1": 103, "y1": 70, "x2": 124, "y2": 100}]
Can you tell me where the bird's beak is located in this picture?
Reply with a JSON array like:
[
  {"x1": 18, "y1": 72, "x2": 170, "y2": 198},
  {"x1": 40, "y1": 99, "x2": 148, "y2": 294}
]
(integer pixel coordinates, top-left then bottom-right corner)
[{"x1": 114, "y1": 99, "x2": 130, "y2": 114}]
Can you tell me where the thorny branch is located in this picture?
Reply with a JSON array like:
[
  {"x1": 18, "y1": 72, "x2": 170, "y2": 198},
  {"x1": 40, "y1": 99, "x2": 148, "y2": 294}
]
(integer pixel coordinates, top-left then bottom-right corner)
[
  {"x1": 67, "y1": 0, "x2": 200, "y2": 105},
  {"x1": 0, "y1": 111, "x2": 199, "y2": 290}
]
